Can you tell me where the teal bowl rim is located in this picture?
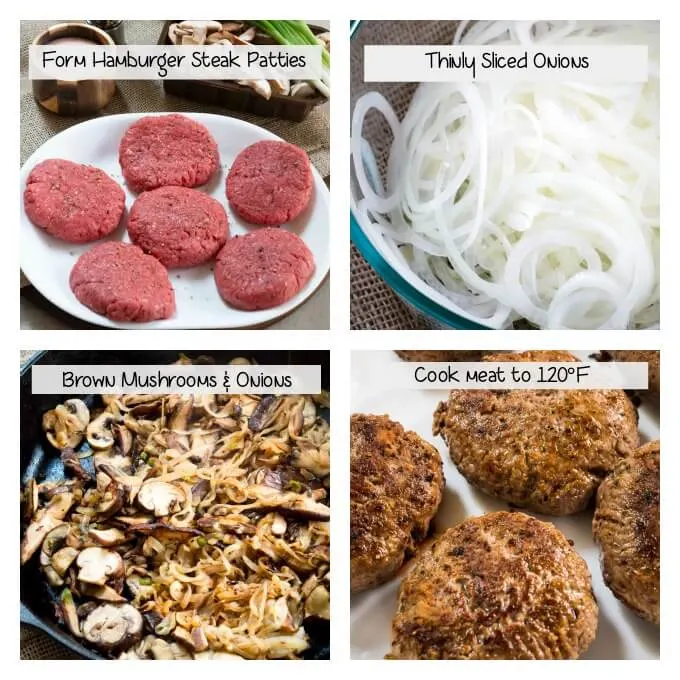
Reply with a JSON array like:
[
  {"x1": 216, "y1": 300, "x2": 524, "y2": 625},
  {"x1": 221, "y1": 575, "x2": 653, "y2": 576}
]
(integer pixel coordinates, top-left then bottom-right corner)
[{"x1": 349, "y1": 20, "x2": 488, "y2": 330}]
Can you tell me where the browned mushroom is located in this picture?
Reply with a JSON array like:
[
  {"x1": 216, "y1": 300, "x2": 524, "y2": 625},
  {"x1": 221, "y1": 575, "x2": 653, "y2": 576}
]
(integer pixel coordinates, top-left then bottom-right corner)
[
  {"x1": 87, "y1": 411, "x2": 118, "y2": 450},
  {"x1": 82, "y1": 603, "x2": 143, "y2": 651},
  {"x1": 137, "y1": 480, "x2": 186, "y2": 517},
  {"x1": 20, "y1": 492, "x2": 74, "y2": 564},
  {"x1": 43, "y1": 399, "x2": 90, "y2": 450},
  {"x1": 77, "y1": 547, "x2": 124, "y2": 586},
  {"x1": 88, "y1": 527, "x2": 128, "y2": 547},
  {"x1": 60, "y1": 588, "x2": 83, "y2": 637}
]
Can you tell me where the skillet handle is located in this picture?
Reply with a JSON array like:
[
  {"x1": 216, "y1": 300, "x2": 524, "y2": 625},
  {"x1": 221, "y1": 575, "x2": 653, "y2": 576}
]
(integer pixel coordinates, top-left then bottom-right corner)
[{"x1": 20, "y1": 603, "x2": 49, "y2": 631}]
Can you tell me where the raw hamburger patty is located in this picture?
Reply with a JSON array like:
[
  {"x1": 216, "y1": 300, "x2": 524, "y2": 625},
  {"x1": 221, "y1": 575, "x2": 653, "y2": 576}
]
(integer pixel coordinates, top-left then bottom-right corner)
[
  {"x1": 395, "y1": 350, "x2": 501, "y2": 362},
  {"x1": 119, "y1": 114, "x2": 219, "y2": 193},
  {"x1": 24, "y1": 159, "x2": 125, "y2": 243},
  {"x1": 214, "y1": 228, "x2": 314, "y2": 310},
  {"x1": 389, "y1": 512, "x2": 598, "y2": 659},
  {"x1": 593, "y1": 440, "x2": 660, "y2": 624},
  {"x1": 351, "y1": 414, "x2": 444, "y2": 593},
  {"x1": 70, "y1": 242, "x2": 175, "y2": 322},
  {"x1": 128, "y1": 187, "x2": 228, "y2": 268},
  {"x1": 602, "y1": 350, "x2": 660, "y2": 400},
  {"x1": 433, "y1": 350, "x2": 639, "y2": 515},
  {"x1": 226, "y1": 140, "x2": 313, "y2": 225}
]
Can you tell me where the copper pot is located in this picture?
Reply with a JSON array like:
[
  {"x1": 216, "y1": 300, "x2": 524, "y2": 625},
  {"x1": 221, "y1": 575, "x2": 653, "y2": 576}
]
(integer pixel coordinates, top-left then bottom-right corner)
[{"x1": 32, "y1": 22, "x2": 116, "y2": 116}]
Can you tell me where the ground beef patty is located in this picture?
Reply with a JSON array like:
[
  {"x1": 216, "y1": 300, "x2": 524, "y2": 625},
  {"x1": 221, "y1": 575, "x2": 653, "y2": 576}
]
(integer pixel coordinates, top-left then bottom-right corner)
[
  {"x1": 389, "y1": 511, "x2": 598, "y2": 659},
  {"x1": 351, "y1": 414, "x2": 444, "y2": 593},
  {"x1": 226, "y1": 140, "x2": 313, "y2": 226},
  {"x1": 214, "y1": 228, "x2": 314, "y2": 310},
  {"x1": 433, "y1": 350, "x2": 639, "y2": 515},
  {"x1": 70, "y1": 242, "x2": 175, "y2": 322},
  {"x1": 593, "y1": 440, "x2": 660, "y2": 624},
  {"x1": 119, "y1": 114, "x2": 219, "y2": 193},
  {"x1": 128, "y1": 187, "x2": 228, "y2": 268},
  {"x1": 24, "y1": 159, "x2": 125, "y2": 243}
]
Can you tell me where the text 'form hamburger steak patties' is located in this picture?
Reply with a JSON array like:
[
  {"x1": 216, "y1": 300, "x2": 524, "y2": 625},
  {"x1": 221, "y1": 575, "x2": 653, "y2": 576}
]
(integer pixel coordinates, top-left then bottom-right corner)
[
  {"x1": 433, "y1": 350, "x2": 640, "y2": 515},
  {"x1": 350, "y1": 414, "x2": 444, "y2": 592}
]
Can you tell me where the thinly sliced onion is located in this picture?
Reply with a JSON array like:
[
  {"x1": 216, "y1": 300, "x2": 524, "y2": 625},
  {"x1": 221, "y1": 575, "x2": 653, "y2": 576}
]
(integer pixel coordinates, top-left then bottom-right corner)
[{"x1": 351, "y1": 21, "x2": 659, "y2": 329}]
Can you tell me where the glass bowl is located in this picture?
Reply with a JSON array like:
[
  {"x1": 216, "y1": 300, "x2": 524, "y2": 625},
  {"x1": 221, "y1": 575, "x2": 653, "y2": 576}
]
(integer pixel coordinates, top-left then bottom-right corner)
[{"x1": 350, "y1": 20, "x2": 489, "y2": 330}]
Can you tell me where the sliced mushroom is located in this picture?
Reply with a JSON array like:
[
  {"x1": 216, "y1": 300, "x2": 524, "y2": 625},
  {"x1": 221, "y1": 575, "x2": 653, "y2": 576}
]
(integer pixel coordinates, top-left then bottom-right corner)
[
  {"x1": 248, "y1": 396, "x2": 278, "y2": 431},
  {"x1": 77, "y1": 547, "x2": 124, "y2": 585},
  {"x1": 24, "y1": 478, "x2": 39, "y2": 519},
  {"x1": 237, "y1": 79, "x2": 272, "y2": 100},
  {"x1": 191, "y1": 479, "x2": 211, "y2": 504},
  {"x1": 61, "y1": 448, "x2": 92, "y2": 481},
  {"x1": 20, "y1": 492, "x2": 74, "y2": 564},
  {"x1": 172, "y1": 625, "x2": 208, "y2": 652},
  {"x1": 43, "y1": 399, "x2": 90, "y2": 450},
  {"x1": 98, "y1": 463, "x2": 144, "y2": 504},
  {"x1": 52, "y1": 546, "x2": 79, "y2": 576},
  {"x1": 238, "y1": 27, "x2": 257, "y2": 42},
  {"x1": 290, "y1": 82, "x2": 316, "y2": 98},
  {"x1": 87, "y1": 411, "x2": 117, "y2": 450},
  {"x1": 95, "y1": 480, "x2": 126, "y2": 519},
  {"x1": 113, "y1": 424, "x2": 133, "y2": 455},
  {"x1": 270, "y1": 78, "x2": 290, "y2": 96},
  {"x1": 60, "y1": 588, "x2": 83, "y2": 637},
  {"x1": 88, "y1": 527, "x2": 128, "y2": 547},
  {"x1": 81, "y1": 583, "x2": 127, "y2": 603},
  {"x1": 82, "y1": 604, "x2": 143, "y2": 652},
  {"x1": 138, "y1": 480, "x2": 186, "y2": 517}
]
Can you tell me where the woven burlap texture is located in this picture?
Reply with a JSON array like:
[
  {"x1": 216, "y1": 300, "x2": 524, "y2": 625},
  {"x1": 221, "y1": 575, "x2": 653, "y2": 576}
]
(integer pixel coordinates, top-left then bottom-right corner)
[{"x1": 350, "y1": 21, "x2": 458, "y2": 330}]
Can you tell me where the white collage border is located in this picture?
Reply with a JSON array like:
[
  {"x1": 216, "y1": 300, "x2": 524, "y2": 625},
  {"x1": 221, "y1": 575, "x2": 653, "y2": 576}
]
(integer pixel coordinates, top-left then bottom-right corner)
[{"x1": 5, "y1": 0, "x2": 678, "y2": 673}]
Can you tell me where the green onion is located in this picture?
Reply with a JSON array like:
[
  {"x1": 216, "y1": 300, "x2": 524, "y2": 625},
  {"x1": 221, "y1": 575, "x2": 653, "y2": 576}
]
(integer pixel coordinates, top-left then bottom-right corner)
[
  {"x1": 138, "y1": 577, "x2": 152, "y2": 586},
  {"x1": 197, "y1": 536, "x2": 207, "y2": 546}
]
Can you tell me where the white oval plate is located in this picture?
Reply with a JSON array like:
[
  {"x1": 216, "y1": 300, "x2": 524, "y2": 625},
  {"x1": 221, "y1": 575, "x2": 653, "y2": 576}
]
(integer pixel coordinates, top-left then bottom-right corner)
[
  {"x1": 20, "y1": 113, "x2": 329, "y2": 329},
  {"x1": 351, "y1": 350, "x2": 660, "y2": 660}
]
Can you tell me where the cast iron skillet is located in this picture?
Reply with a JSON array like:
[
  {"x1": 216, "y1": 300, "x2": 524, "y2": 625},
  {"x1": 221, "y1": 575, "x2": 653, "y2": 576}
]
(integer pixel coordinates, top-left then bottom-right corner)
[{"x1": 20, "y1": 350, "x2": 330, "y2": 660}]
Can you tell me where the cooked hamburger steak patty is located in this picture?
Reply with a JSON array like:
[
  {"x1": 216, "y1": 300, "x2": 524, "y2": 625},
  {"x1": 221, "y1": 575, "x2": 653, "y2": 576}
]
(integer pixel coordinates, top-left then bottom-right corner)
[
  {"x1": 434, "y1": 351, "x2": 639, "y2": 515},
  {"x1": 350, "y1": 414, "x2": 444, "y2": 593},
  {"x1": 119, "y1": 114, "x2": 219, "y2": 193},
  {"x1": 593, "y1": 440, "x2": 660, "y2": 624},
  {"x1": 24, "y1": 159, "x2": 125, "y2": 243},
  {"x1": 389, "y1": 511, "x2": 598, "y2": 659},
  {"x1": 128, "y1": 186, "x2": 228, "y2": 268},
  {"x1": 395, "y1": 351, "x2": 499, "y2": 362},
  {"x1": 226, "y1": 140, "x2": 313, "y2": 226},
  {"x1": 70, "y1": 242, "x2": 175, "y2": 322},
  {"x1": 602, "y1": 351, "x2": 660, "y2": 400},
  {"x1": 214, "y1": 228, "x2": 315, "y2": 310}
]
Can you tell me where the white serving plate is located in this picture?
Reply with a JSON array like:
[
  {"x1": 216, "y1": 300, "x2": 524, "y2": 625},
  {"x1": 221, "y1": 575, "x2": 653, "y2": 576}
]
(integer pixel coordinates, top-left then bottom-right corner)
[
  {"x1": 20, "y1": 113, "x2": 329, "y2": 329},
  {"x1": 351, "y1": 351, "x2": 660, "y2": 660}
]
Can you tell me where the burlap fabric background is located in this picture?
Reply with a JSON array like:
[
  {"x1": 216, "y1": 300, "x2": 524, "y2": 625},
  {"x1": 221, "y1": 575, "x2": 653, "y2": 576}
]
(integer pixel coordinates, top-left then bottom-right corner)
[
  {"x1": 20, "y1": 20, "x2": 329, "y2": 330},
  {"x1": 350, "y1": 21, "x2": 458, "y2": 330}
]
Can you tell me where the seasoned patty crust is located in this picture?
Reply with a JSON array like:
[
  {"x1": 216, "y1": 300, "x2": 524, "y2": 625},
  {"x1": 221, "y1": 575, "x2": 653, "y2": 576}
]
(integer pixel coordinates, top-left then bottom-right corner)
[
  {"x1": 351, "y1": 414, "x2": 444, "y2": 593},
  {"x1": 70, "y1": 242, "x2": 175, "y2": 322},
  {"x1": 24, "y1": 159, "x2": 125, "y2": 243},
  {"x1": 602, "y1": 350, "x2": 660, "y2": 400},
  {"x1": 119, "y1": 114, "x2": 219, "y2": 193},
  {"x1": 593, "y1": 440, "x2": 660, "y2": 624},
  {"x1": 226, "y1": 140, "x2": 313, "y2": 226},
  {"x1": 214, "y1": 228, "x2": 314, "y2": 311},
  {"x1": 389, "y1": 511, "x2": 598, "y2": 659},
  {"x1": 128, "y1": 186, "x2": 228, "y2": 268},
  {"x1": 433, "y1": 350, "x2": 639, "y2": 515},
  {"x1": 395, "y1": 351, "x2": 500, "y2": 362}
]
